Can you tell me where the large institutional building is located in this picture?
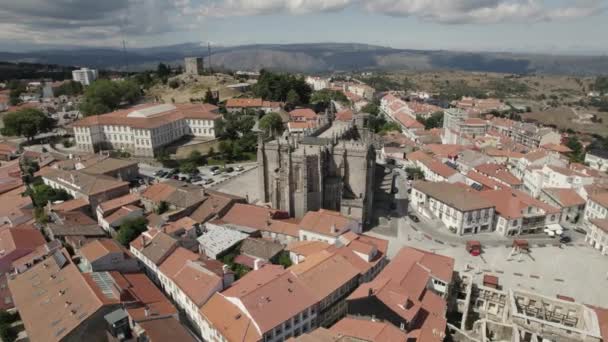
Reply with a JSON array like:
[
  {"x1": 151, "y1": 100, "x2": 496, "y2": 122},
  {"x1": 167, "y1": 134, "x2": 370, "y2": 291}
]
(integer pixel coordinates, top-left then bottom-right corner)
[
  {"x1": 72, "y1": 67, "x2": 98, "y2": 86},
  {"x1": 257, "y1": 122, "x2": 376, "y2": 225},
  {"x1": 72, "y1": 103, "x2": 220, "y2": 157}
]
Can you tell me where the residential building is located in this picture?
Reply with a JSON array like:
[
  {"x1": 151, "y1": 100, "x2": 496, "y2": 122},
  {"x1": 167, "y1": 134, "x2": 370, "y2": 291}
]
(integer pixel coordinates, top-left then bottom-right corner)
[
  {"x1": 585, "y1": 149, "x2": 608, "y2": 172},
  {"x1": 130, "y1": 230, "x2": 178, "y2": 283},
  {"x1": 453, "y1": 97, "x2": 507, "y2": 115},
  {"x1": 219, "y1": 203, "x2": 300, "y2": 244},
  {"x1": 298, "y1": 209, "x2": 361, "y2": 244},
  {"x1": 305, "y1": 76, "x2": 330, "y2": 91},
  {"x1": 346, "y1": 247, "x2": 454, "y2": 342},
  {"x1": 473, "y1": 163, "x2": 522, "y2": 190},
  {"x1": 346, "y1": 83, "x2": 374, "y2": 100},
  {"x1": 584, "y1": 191, "x2": 608, "y2": 223},
  {"x1": 239, "y1": 238, "x2": 284, "y2": 264},
  {"x1": 72, "y1": 67, "x2": 98, "y2": 85},
  {"x1": 540, "y1": 188, "x2": 586, "y2": 224},
  {"x1": 329, "y1": 317, "x2": 409, "y2": 342},
  {"x1": 189, "y1": 189, "x2": 246, "y2": 223},
  {"x1": 442, "y1": 108, "x2": 473, "y2": 144},
  {"x1": 44, "y1": 211, "x2": 106, "y2": 243},
  {"x1": 96, "y1": 193, "x2": 141, "y2": 232},
  {"x1": 289, "y1": 251, "x2": 360, "y2": 327},
  {"x1": 42, "y1": 169, "x2": 130, "y2": 211},
  {"x1": 0, "y1": 141, "x2": 20, "y2": 161},
  {"x1": 198, "y1": 221, "x2": 250, "y2": 259},
  {"x1": 78, "y1": 239, "x2": 140, "y2": 273},
  {"x1": 411, "y1": 181, "x2": 495, "y2": 235},
  {"x1": 158, "y1": 247, "x2": 227, "y2": 334},
  {"x1": 586, "y1": 219, "x2": 608, "y2": 256},
  {"x1": 8, "y1": 250, "x2": 120, "y2": 342},
  {"x1": 200, "y1": 265, "x2": 319, "y2": 342},
  {"x1": 72, "y1": 103, "x2": 221, "y2": 157},
  {"x1": 0, "y1": 186, "x2": 34, "y2": 227},
  {"x1": 512, "y1": 148, "x2": 567, "y2": 181},
  {"x1": 185, "y1": 57, "x2": 204, "y2": 75},
  {"x1": 524, "y1": 164, "x2": 595, "y2": 198},
  {"x1": 141, "y1": 180, "x2": 206, "y2": 217},
  {"x1": 78, "y1": 157, "x2": 140, "y2": 181},
  {"x1": 225, "y1": 98, "x2": 283, "y2": 113},
  {"x1": 0, "y1": 227, "x2": 46, "y2": 310},
  {"x1": 510, "y1": 122, "x2": 561, "y2": 149},
  {"x1": 479, "y1": 189, "x2": 561, "y2": 237},
  {"x1": 416, "y1": 158, "x2": 465, "y2": 183}
]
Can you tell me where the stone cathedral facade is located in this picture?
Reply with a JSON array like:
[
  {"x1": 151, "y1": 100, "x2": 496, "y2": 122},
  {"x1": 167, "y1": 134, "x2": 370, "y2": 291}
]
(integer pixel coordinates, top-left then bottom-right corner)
[{"x1": 257, "y1": 123, "x2": 376, "y2": 225}]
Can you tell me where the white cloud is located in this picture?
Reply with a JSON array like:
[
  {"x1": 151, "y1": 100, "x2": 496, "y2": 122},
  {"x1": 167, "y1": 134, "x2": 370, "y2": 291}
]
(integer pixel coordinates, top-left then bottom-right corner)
[{"x1": 196, "y1": 0, "x2": 353, "y2": 16}]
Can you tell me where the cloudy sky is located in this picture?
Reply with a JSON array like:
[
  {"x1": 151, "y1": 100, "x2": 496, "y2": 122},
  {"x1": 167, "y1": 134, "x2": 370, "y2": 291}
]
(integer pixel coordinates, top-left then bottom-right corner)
[{"x1": 1, "y1": 0, "x2": 607, "y2": 54}]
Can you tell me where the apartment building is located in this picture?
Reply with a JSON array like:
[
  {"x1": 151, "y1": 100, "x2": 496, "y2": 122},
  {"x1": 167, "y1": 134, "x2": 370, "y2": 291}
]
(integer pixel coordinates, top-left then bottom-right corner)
[
  {"x1": 584, "y1": 191, "x2": 608, "y2": 223},
  {"x1": 72, "y1": 67, "x2": 98, "y2": 85},
  {"x1": 510, "y1": 122, "x2": 561, "y2": 149},
  {"x1": 479, "y1": 189, "x2": 561, "y2": 237},
  {"x1": 524, "y1": 164, "x2": 595, "y2": 198},
  {"x1": 586, "y1": 219, "x2": 608, "y2": 256},
  {"x1": 219, "y1": 203, "x2": 300, "y2": 244},
  {"x1": 72, "y1": 103, "x2": 221, "y2": 157},
  {"x1": 78, "y1": 238, "x2": 140, "y2": 273},
  {"x1": 225, "y1": 98, "x2": 283, "y2": 113},
  {"x1": 346, "y1": 247, "x2": 454, "y2": 342},
  {"x1": 442, "y1": 108, "x2": 477, "y2": 144},
  {"x1": 411, "y1": 181, "x2": 495, "y2": 235},
  {"x1": 298, "y1": 209, "x2": 361, "y2": 244},
  {"x1": 158, "y1": 247, "x2": 228, "y2": 334},
  {"x1": 42, "y1": 169, "x2": 130, "y2": 211},
  {"x1": 200, "y1": 265, "x2": 319, "y2": 342},
  {"x1": 540, "y1": 188, "x2": 586, "y2": 224},
  {"x1": 585, "y1": 149, "x2": 608, "y2": 172},
  {"x1": 512, "y1": 148, "x2": 567, "y2": 181},
  {"x1": 305, "y1": 76, "x2": 330, "y2": 91}
]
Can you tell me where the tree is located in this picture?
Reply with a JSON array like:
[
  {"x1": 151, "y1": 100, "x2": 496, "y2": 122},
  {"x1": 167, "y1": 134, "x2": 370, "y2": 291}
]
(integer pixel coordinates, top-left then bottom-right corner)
[
  {"x1": 187, "y1": 150, "x2": 205, "y2": 165},
  {"x1": 8, "y1": 81, "x2": 26, "y2": 106},
  {"x1": 20, "y1": 157, "x2": 39, "y2": 185},
  {"x1": 258, "y1": 112, "x2": 284, "y2": 137},
  {"x1": 204, "y1": 88, "x2": 218, "y2": 105},
  {"x1": 168, "y1": 79, "x2": 180, "y2": 89},
  {"x1": 156, "y1": 201, "x2": 169, "y2": 215},
  {"x1": 417, "y1": 111, "x2": 444, "y2": 129},
  {"x1": 157, "y1": 63, "x2": 171, "y2": 79},
  {"x1": 28, "y1": 183, "x2": 72, "y2": 207},
  {"x1": 179, "y1": 161, "x2": 199, "y2": 175},
  {"x1": 565, "y1": 136, "x2": 585, "y2": 163},
  {"x1": 79, "y1": 79, "x2": 141, "y2": 116},
  {"x1": 405, "y1": 167, "x2": 425, "y2": 180},
  {"x1": 218, "y1": 140, "x2": 234, "y2": 161},
  {"x1": 361, "y1": 102, "x2": 380, "y2": 116},
  {"x1": 276, "y1": 251, "x2": 292, "y2": 268},
  {"x1": 1, "y1": 108, "x2": 56, "y2": 140},
  {"x1": 252, "y1": 70, "x2": 312, "y2": 104},
  {"x1": 115, "y1": 217, "x2": 148, "y2": 246},
  {"x1": 155, "y1": 149, "x2": 172, "y2": 167},
  {"x1": 0, "y1": 323, "x2": 16, "y2": 342},
  {"x1": 286, "y1": 89, "x2": 301, "y2": 106},
  {"x1": 53, "y1": 80, "x2": 83, "y2": 96},
  {"x1": 310, "y1": 89, "x2": 348, "y2": 112}
]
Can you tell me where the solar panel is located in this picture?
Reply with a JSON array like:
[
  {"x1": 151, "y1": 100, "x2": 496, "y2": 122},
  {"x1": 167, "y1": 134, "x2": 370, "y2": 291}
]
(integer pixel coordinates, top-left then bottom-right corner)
[
  {"x1": 90, "y1": 272, "x2": 117, "y2": 300},
  {"x1": 471, "y1": 183, "x2": 483, "y2": 191}
]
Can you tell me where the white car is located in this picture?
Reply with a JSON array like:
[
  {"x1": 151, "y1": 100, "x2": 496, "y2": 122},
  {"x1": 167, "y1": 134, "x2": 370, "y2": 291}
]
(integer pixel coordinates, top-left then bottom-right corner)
[{"x1": 235, "y1": 165, "x2": 244, "y2": 172}]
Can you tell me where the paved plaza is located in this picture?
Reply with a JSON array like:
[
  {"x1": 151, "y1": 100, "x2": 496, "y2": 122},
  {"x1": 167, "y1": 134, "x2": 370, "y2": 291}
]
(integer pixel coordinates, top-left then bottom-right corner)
[{"x1": 367, "y1": 216, "x2": 608, "y2": 307}]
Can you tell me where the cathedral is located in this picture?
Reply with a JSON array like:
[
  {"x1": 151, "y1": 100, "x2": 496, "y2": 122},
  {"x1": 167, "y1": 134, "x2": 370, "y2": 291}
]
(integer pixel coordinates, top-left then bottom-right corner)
[{"x1": 257, "y1": 120, "x2": 376, "y2": 225}]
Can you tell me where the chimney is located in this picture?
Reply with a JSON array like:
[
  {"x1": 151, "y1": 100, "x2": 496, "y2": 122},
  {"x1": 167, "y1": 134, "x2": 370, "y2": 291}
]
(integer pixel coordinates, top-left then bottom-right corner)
[
  {"x1": 144, "y1": 306, "x2": 150, "y2": 317},
  {"x1": 400, "y1": 323, "x2": 405, "y2": 331},
  {"x1": 330, "y1": 224, "x2": 337, "y2": 235},
  {"x1": 368, "y1": 288, "x2": 373, "y2": 297},
  {"x1": 70, "y1": 174, "x2": 76, "y2": 184},
  {"x1": 222, "y1": 264, "x2": 230, "y2": 274},
  {"x1": 253, "y1": 258, "x2": 264, "y2": 270}
]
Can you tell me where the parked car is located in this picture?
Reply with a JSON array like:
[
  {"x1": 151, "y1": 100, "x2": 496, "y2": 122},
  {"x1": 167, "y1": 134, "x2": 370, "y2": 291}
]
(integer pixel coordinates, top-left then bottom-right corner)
[
  {"x1": 559, "y1": 235, "x2": 572, "y2": 244},
  {"x1": 408, "y1": 214, "x2": 420, "y2": 223},
  {"x1": 210, "y1": 166, "x2": 220, "y2": 171},
  {"x1": 153, "y1": 170, "x2": 164, "y2": 177},
  {"x1": 212, "y1": 169, "x2": 222, "y2": 176},
  {"x1": 172, "y1": 175, "x2": 179, "y2": 180},
  {"x1": 191, "y1": 176, "x2": 203, "y2": 183},
  {"x1": 204, "y1": 178, "x2": 214, "y2": 185},
  {"x1": 235, "y1": 165, "x2": 244, "y2": 171},
  {"x1": 225, "y1": 167, "x2": 234, "y2": 173}
]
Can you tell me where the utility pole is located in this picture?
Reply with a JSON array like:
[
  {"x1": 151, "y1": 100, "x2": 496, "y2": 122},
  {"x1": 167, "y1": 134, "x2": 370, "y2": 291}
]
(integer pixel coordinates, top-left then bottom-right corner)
[
  {"x1": 207, "y1": 42, "x2": 212, "y2": 73},
  {"x1": 122, "y1": 39, "x2": 130, "y2": 74}
]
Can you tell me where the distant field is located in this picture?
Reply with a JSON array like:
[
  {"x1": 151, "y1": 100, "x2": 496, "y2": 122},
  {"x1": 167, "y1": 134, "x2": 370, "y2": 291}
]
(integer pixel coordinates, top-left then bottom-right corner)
[{"x1": 522, "y1": 106, "x2": 608, "y2": 135}]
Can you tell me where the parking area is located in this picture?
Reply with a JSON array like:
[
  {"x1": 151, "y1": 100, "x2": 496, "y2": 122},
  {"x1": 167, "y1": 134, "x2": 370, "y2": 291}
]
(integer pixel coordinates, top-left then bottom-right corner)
[
  {"x1": 211, "y1": 166, "x2": 261, "y2": 203},
  {"x1": 138, "y1": 162, "x2": 257, "y2": 187},
  {"x1": 367, "y1": 216, "x2": 608, "y2": 307}
]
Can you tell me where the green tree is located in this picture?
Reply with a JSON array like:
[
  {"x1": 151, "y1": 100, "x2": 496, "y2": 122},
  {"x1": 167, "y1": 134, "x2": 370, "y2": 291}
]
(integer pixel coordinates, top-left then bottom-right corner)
[
  {"x1": 1, "y1": 108, "x2": 56, "y2": 140},
  {"x1": 187, "y1": 150, "x2": 205, "y2": 165},
  {"x1": 28, "y1": 183, "x2": 72, "y2": 207},
  {"x1": 218, "y1": 140, "x2": 234, "y2": 161},
  {"x1": 168, "y1": 79, "x2": 180, "y2": 89},
  {"x1": 0, "y1": 323, "x2": 16, "y2": 342},
  {"x1": 79, "y1": 79, "x2": 141, "y2": 116},
  {"x1": 286, "y1": 89, "x2": 301, "y2": 106},
  {"x1": 53, "y1": 80, "x2": 83, "y2": 96},
  {"x1": 252, "y1": 70, "x2": 312, "y2": 104},
  {"x1": 258, "y1": 112, "x2": 284, "y2": 137},
  {"x1": 405, "y1": 167, "x2": 425, "y2": 180},
  {"x1": 179, "y1": 161, "x2": 199, "y2": 175},
  {"x1": 276, "y1": 251, "x2": 292, "y2": 268},
  {"x1": 565, "y1": 136, "x2": 585, "y2": 163},
  {"x1": 310, "y1": 89, "x2": 348, "y2": 112},
  {"x1": 155, "y1": 149, "x2": 172, "y2": 167},
  {"x1": 115, "y1": 217, "x2": 148, "y2": 246},
  {"x1": 417, "y1": 111, "x2": 444, "y2": 129},
  {"x1": 156, "y1": 201, "x2": 169, "y2": 215},
  {"x1": 157, "y1": 63, "x2": 171, "y2": 79},
  {"x1": 8, "y1": 81, "x2": 26, "y2": 106},
  {"x1": 361, "y1": 102, "x2": 380, "y2": 116},
  {"x1": 204, "y1": 88, "x2": 218, "y2": 105}
]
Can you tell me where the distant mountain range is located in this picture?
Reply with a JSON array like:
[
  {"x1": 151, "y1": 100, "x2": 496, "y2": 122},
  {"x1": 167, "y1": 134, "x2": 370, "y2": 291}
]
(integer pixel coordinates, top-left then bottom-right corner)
[{"x1": 1, "y1": 42, "x2": 607, "y2": 76}]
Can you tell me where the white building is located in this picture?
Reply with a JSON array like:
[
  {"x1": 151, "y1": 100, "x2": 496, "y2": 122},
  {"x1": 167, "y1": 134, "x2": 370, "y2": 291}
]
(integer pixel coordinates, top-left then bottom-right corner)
[
  {"x1": 305, "y1": 76, "x2": 330, "y2": 91},
  {"x1": 410, "y1": 181, "x2": 495, "y2": 235},
  {"x1": 523, "y1": 164, "x2": 595, "y2": 198},
  {"x1": 72, "y1": 103, "x2": 221, "y2": 157},
  {"x1": 72, "y1": 67, "x2": 98, "y2": 86},
  {"x1": 584, "y1": 191, "x2": 608, "y2": 224},
  {"x1": 586, "y1": 219, "x2": 608, "y2": 256},
  {"x1": 298, "y1": 209, "x2": 361, "y2": 244},
  {"x1": 585, "y1": 149, "x2": 608, "y2": 172}
]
